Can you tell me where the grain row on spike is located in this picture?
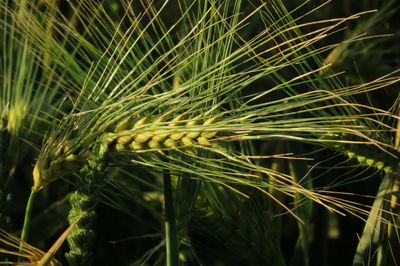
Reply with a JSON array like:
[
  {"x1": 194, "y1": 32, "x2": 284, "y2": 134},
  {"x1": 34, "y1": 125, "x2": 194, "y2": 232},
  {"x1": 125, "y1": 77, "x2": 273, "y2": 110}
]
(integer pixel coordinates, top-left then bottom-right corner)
[{"x1": 110, "y1": 114, "x2": 219, "y2": 152}]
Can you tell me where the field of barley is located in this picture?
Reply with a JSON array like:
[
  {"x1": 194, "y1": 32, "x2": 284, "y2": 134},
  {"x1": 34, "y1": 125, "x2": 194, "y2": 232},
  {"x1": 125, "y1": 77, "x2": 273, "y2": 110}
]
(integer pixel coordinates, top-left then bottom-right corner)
[{"x1": 0, "y1": 1, "x2": 399, "y2": 265}]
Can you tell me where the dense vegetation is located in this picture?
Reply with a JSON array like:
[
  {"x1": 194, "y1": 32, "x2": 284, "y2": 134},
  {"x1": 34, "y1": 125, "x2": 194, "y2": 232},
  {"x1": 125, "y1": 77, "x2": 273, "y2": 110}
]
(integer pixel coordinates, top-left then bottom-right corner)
[{"x1": 0, "y1": 0, "x2": 399, "y2": 265}]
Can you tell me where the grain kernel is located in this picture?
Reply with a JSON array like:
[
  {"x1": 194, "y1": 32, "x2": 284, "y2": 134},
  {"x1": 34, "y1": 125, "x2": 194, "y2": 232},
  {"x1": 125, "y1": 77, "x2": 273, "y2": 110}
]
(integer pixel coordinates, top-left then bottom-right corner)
[
  {"x1": 203, "y1": 116, "x2": 218, "y2": 125},
  {"x1": 117, "y1": 135, "x2": 133, "y2": 144},
  {"x1": 356, "y1": 155, "x2": 366, "y2": 163},
  {"x1": 164, "y1": 138, "x2": 177, "y2": 148},
  {"x1": 115, "y1": 116, "x2": 132, "y2": 133},
  {"x1": 186, "y1": 131, "x2": 200, "y2": 139},
  {"x1": 181, "y1": 137, "x2": 194, "y2": 146},
  {"x1": 366, "y1": 158, "x2": 374, "y2": 167},
  {"x1": 134, "y1": 116, "x2": 150, "y2": 128},
  {"x1": 169, "y1": 132, "x2": 185, "y2": 141},
  {"x1": 135, "y1": 132, "x2": 154, "y2": 143},
  {"x1": 152, "y1": 130, "x2": 169, "y2": 142},
  {"x1": 197, "y1": 136, "x2": 211, "y2": 146},
  {"x1": 115, "y1": 143, "x2": 129, "y2": 151},
  {"x1": 129, "y1": 141, "x2": 144, "y2": 150},
  {"x1": 375, "y1": 161, "x2": 385, "y2": 170},
  {"x1": 148, "y1": 140, "x2": 161, "y2": 149},
  {"x1": 201, "y1": 131, "x2": 217, "y2": 139}
]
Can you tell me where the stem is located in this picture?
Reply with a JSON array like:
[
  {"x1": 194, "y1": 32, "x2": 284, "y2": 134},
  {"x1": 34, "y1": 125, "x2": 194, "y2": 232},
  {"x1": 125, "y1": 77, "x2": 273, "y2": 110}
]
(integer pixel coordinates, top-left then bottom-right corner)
[
  {"x1": 163, "y1": 168, "x2": 179, "y2": 266},
  {"x1": 20, "y1": 190, "x2": 37, "y2": 245}
]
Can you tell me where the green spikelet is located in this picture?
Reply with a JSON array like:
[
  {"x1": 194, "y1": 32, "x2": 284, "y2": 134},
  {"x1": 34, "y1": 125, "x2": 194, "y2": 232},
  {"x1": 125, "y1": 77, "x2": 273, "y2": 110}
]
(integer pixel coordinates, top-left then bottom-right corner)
[
  {"x1": 197, "y1": 136, "x2": 211, "y2": 146},
  {"x1": 168, "y1": 114, "x2": 187, "y2": 141},
  {"x1": 133, "y1": 116, "x2": 150, "y2": 128},
  {"x1": 181, "y1": 136, "x2": 194, "y2": 146},
  {"x1": 164, "y1": 138, "x2": 177, "y2": 149},
  {"x1": 321, "y1": 134, "x2": 399, "y2": 174},
  {"x1": 185, "y1": 116, "x2": 202, "y2": 139},
  {"x1": 32, "y1": 142, "x2": 90, "y2": 192},
  {"x1": 152, "y1": 130, "x2": 169, "y2": 142},
  {"x1": 65, "y1": 141, "x2": 109, "y2": 266},
  {"x1": 115, "y1": 143, "x2": 129, "y2": 152},
  {"x1": 114, "y1": 116, "x2": 133, "y2": 133},
  {"x1": 134, "y1": 132, "x2": 154, "y2": 143},
  {"x1": 200, "y1": 116, "x2": 219, "y2": 139},
  {"x1": 343, "y1": 146, "x2": 397, "y2": 173},
  {"x1": 129, "y1": 141, "x2": 144, "y2": 151},
  {"x1": 116, "y1": 135, "x2": 133, "y2": 144},
  {"x1": 148, "y1": 140, "x2": 162, "y2": 149}
]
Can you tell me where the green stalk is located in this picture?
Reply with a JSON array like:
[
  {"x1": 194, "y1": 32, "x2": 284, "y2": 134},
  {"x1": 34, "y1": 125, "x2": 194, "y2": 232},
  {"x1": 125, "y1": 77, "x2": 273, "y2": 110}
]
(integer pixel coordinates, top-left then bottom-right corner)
[
  {"x1": 20, "y1": 190, "x2": 37, "y2": 244},
  {"x1": 163, "y1": 167, "x2": 180, "y2": 266}
]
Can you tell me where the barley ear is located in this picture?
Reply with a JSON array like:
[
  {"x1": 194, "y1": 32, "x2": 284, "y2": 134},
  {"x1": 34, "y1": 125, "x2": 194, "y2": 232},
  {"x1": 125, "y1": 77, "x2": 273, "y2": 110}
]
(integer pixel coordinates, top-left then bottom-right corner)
[{"x1": 65, "y1": 142, "x2": 109, "y2": 266}]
